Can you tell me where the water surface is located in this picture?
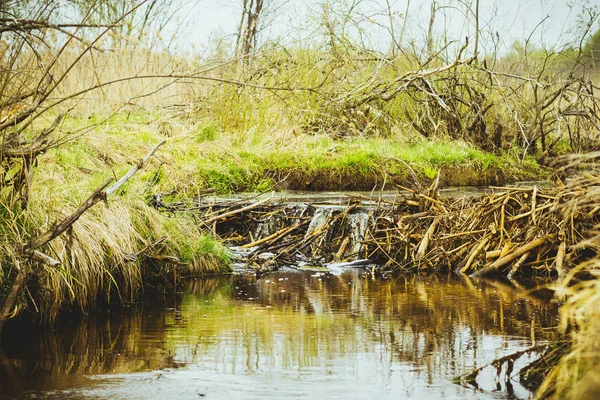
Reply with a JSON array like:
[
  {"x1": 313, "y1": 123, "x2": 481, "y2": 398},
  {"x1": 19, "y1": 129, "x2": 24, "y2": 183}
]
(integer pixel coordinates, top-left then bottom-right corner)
[{"x1": 0, "y1": 271, "x2": 558, "y2": 399}]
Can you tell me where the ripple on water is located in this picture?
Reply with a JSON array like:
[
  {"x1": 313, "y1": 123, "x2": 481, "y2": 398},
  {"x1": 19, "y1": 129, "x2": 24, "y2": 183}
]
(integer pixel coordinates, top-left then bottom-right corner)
[{"x1": 1, "y1": 270, "x2": 558, "y2": 400}]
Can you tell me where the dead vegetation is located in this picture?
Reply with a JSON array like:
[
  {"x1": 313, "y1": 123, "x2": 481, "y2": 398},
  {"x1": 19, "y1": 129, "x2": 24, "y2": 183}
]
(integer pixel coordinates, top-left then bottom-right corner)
[
  {"x1": 0, "y1": 2, "x2": 232, "y2": 335},
  {"x1": 154, "y1": 172, "x2": 597, "y2": 282}
]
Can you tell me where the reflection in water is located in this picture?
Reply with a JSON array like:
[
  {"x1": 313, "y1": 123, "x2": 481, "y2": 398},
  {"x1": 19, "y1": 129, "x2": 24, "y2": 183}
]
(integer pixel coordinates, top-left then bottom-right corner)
[{"x1": 0, "y1": 271, "x2": 558, "y2": 399}]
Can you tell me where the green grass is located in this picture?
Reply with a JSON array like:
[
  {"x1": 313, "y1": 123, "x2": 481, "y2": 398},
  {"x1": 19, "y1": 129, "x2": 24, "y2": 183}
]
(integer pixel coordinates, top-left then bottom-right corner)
[
  {"x1": 170, "y1": 134, "x2": 542, "y2": 192},
  {"x1": 0, "y1": 113, "x2": 237, "y2": 322},
  {"x1": 51, "y1": 113, "x2": 545, "y2": 196}
]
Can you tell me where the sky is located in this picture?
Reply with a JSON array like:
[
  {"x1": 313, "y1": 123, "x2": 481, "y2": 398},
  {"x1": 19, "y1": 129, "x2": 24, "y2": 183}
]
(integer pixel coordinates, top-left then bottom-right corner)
[{"x1": 165, "y1": 0, "x2": 595, "y2": 55}]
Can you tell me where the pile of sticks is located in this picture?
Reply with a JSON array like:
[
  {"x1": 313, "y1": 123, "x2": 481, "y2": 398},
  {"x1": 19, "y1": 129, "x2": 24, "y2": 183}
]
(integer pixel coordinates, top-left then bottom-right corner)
[
  {"x1": 367, "y1": 186, "x2": 565, "y2": 277},
  {"x1": 155, "y1": 183, "x2": 598, "y2": 279}
]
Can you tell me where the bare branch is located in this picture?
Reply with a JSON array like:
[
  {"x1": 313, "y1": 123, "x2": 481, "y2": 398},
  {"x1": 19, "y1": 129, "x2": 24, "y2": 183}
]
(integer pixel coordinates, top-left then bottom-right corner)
[{"x1": 28, "y1": 140, "x2": 165, "y2": 251}]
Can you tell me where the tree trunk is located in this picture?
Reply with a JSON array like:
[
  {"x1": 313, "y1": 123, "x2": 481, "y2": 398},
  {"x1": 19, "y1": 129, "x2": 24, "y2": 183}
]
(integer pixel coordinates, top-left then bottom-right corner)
[
  {"x1": 474, "y1": 0, "x2": 480, "y2": 58},
  {"x1": 427, "y1": 1, "x2": 436, "y2": 58},
  {"x1": 239, "y1": 0, "x2": 264, "y2": 57},
  {"x1": 235, "y1": 0, "x2": 250, "y2": 57}
]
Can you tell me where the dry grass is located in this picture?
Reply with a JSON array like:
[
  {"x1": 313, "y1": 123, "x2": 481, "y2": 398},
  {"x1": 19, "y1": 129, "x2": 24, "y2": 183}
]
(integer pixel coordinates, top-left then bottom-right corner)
[
  {"x1": 0, "y1": 194, "x2": 231, "y2": 320},
  {"x1": 52, "y1": 45, "x2": 198, "y2": 113},
  {"x1": 0, "y1": 110, "x2": 233, "y2": 321},
  {"x1": 25, "y1": 198, "x2": 231, "y2": 319},
  {"x1": 535, "y1": 161, "x2": 600, "y2": 399},
  {"x1": 21, "y1": 38, "x2": 595, "y2": 154}
]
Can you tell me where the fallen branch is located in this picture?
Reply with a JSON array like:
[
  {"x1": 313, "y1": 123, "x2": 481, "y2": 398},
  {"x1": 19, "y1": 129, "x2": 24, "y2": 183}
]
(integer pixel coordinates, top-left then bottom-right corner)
[
  {"x1": 459, "y1": 236, "x2": 490, "y2": 274},
  {"x1": 531, "y1": 186, "x2": 538, "y2": 223},
  {"x1": 415, "y1": 218, "x2": 438, "y2": 260},
  {"x1": 106, "y1": 140, "x2": 166, "y2": 195},
  {"x1": 555, "y1": 240, "x2": 567, "y2": 278},
  {"x1": 486, "y1": 249, "x2": 502, "y2": 260},
  {"x1": 31, "y1": 250, "x2": 61, "y2": 267},
  {"x1": 0, "y1": 267, "x2": 28, "y2": 333},
  {"x1": 472, "y1": 237, "x2": 547, "y2": 277},
  {"x1": 203, "y1": 197, "x2": 272, "y2": 225},
  {"x1": 454, "y1": 344, "x2": 547, "y2": 386},
  {"x1": 507, "y1": 251, "x2": 530, "y2": 280},
  {"x1": 241, "y1": 223, "x2": 303, "y2": 249},
  {"x1": 508, "y1": 203, "x2": 554, "y2": 222},
  {"x1": 28, "y1": 178, "x2": 113, "y2": 250},
  {"x1": 29, "y1": 140, "x2": 165, "y2": 250}
]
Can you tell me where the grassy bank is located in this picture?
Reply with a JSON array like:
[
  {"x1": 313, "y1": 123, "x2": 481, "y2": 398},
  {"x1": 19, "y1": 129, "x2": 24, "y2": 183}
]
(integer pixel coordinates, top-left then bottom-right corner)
[
  {"x1": 56, "y1": 112, "x2": 545, "y2": 196},
  {"x1": 1, "y1": 58, "x2": 550, "y2": 326},
  {"x1": 1, "y1": 115, "x2": 238, "y2": 321}
]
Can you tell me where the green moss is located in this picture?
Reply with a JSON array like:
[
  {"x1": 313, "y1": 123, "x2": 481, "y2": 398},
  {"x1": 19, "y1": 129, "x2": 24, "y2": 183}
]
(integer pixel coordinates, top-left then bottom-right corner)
[
  {"x1": 163, "y1": 133, "x2": 544, "y2": 192},
  {"x1": 423, "y1": 166, "x2": 438, "y2": 179}
]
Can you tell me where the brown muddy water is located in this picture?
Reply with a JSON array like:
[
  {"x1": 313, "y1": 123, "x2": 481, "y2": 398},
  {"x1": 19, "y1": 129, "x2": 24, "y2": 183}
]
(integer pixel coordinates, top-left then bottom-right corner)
[{"x1": 0, "y1": 270, "x2": 558, "y2": 400}]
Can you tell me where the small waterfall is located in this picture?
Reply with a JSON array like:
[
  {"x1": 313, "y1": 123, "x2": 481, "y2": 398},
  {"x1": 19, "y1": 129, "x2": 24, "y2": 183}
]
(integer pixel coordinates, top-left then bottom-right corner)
[
  {"x1": 305, "y1": 207, "x2": 334, "y2": 239},
  {"x1": 253, "y1": 204, "x2": 311, "y2": 240},
  {"x1": 347, "y1": 211, "x2": 369, "y2": 255},
  {"x1": 223, "y1": 200, "x2": 374, "y2": 268}
]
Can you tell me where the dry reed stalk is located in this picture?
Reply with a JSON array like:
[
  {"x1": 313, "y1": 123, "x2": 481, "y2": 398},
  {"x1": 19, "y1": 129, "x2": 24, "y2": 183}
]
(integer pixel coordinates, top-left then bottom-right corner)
[
  {"x1": 459, "y1": 236, "x2": 490, "y2": 274},
  {"x1": 415, "y1": 218, "x2": 438, "y2": 260}
]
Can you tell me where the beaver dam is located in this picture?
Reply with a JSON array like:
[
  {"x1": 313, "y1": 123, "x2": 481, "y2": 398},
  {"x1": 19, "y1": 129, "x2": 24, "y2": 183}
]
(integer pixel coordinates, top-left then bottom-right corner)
[{"x1": 155, "y1": 182, "x2": 596, "y2": 281}]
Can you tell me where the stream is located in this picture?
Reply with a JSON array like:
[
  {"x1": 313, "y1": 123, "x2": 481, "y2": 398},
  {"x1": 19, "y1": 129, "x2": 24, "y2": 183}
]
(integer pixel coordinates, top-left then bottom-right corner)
[{"x1": 0, "y1": 269, "x2": 558, "y2": 399}]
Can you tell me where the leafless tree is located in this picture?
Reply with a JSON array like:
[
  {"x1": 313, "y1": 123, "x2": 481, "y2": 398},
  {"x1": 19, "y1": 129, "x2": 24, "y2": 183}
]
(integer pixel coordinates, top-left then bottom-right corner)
[
  {"x1": 236, "y1": 0, "x2": 264, "y2": 56},
  {"x1": 234, "y1": 0, "x2": 290, "y2": 58}
]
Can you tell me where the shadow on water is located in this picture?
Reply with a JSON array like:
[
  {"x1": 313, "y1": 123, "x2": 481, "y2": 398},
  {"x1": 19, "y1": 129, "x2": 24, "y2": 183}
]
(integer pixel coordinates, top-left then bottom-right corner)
[{"x1": 0, "y1": 271, "x2": 559, "y2": 399}]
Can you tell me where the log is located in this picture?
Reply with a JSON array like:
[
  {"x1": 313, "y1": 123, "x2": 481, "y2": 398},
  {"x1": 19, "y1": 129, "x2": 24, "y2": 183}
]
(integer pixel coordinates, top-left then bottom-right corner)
[
  {"x1": 471, "y1": 237, "x2": 546, "y2": 277},
  {"x1": 415, "y1": 218, "x2": 438, "y2": 260},
  {"x1": 203, "y1": 197, "x2": 271, "y2": 225},
  {"x1": 486, "y1": 249, "x2": 502, "y2": 260},
  {"x1": 441, "y1": 229, "x2": 487, "y2": 240},
  {"x1": 459, "y1": 236, "x2": 490, "y2": 274},
  {"x1": 241, "y1": 223, "x2": 300, "y2": 249},
  {"x1": 500, "y1": 242, "x2": 512, "y2": 258},
  {"x1": 499, "y1": 194, "x2": 510, "y2": 242},
  {"x1": 336, "y1": 237, "x2": 351, "y2": 261},
  {"x1": 555, "y1": 240, "x2": 566, "y2": 278},
  {"x1": 531, "y1": 185, "x2": 538, "y2": 223},
  {"x1": 508, "y1": 203, "x2": 554, "y2": 222},
  {"x1": 0, "y1": 267, "x2": 28, "y2": 333},
  {"x1": 32, "y1": 250, "x2": 61, "y2": 267},
  {"x1": 507, "y1": 251, "x2": 530, "y2": 280}
]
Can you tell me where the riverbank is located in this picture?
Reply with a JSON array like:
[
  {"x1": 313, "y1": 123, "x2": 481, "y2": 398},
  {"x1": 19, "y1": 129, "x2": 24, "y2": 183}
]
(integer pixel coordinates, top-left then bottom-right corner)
[
  {"x1": 5, "y1": 110, "x2": 593, "y2": 400},
  {"x1": 60, "y1": 112, "x2": 545, "y2": 193},
  {"x1": 0, "y1": 111, "x2": 546, "y2": 323}
]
